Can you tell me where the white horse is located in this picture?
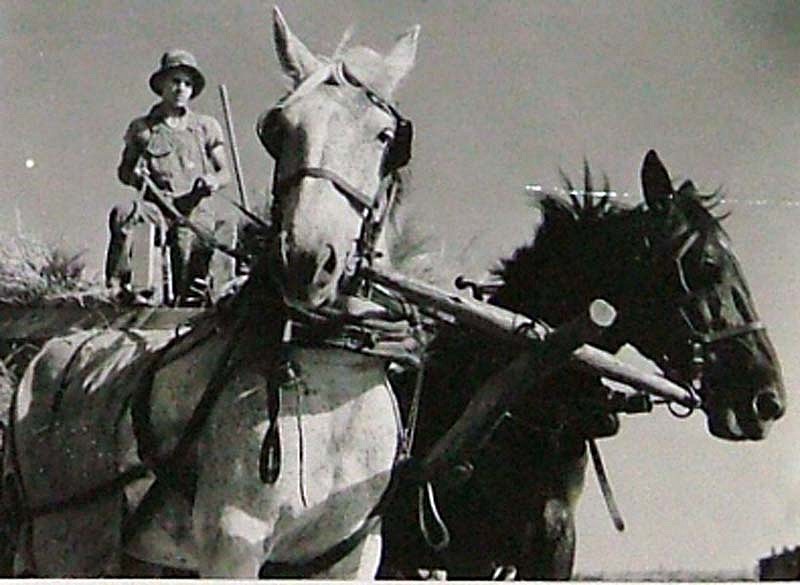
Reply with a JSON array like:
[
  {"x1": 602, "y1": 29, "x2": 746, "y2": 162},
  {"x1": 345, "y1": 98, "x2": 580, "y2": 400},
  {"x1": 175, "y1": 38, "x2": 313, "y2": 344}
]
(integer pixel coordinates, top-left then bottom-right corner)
[{"x1": 5, "y1": 8, "x2": 420, "y2": 578}]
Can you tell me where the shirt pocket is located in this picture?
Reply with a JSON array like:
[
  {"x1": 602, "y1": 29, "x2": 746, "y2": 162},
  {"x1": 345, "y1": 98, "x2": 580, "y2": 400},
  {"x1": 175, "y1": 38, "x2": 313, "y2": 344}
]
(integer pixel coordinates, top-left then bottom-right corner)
[{"x1": 145, "y1": 132, "x2": 174, "y2": 158}]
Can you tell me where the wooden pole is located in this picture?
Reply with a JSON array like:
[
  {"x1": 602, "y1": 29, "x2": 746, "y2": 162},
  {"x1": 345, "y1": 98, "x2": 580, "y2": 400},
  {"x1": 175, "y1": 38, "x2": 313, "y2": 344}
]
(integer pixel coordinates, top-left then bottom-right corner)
[
  {"x1": 219, "y1": 84, "x2": 249, "y2": 211},
  {"x1": 415, "y1": 299, "x2": 618, "y2": 481},
  {"x1": 365, "y1": 266, "x2": 552, "y2": 346},
  {"x1": 570, "y1": 345, "x2": 697, "y2": 407},
  {"x1": 364, "y1": 265, "x2": 698, "y2": 408},
  {"x1": 139, "y1": 173, "x2": 246, "y2": 262}
]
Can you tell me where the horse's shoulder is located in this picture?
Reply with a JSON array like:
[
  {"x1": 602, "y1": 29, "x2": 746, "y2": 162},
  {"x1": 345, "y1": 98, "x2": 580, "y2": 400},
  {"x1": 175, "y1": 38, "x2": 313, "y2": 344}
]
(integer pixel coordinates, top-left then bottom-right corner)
[
  {"x1": 22, "y1": 328, "x2": 174, "y2": 410},
  {"x1": 32, "y1": 329, "x2": 127, "y2": 375}
]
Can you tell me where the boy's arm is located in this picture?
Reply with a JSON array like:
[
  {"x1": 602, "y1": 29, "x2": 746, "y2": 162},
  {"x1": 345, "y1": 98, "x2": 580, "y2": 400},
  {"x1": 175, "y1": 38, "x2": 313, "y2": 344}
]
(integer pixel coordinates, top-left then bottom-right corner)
[
  {"x1": 117, "y1": 119, "x2": 149, "y2": 189},
  {"x1": 198, "y1": 117, "x2": 231, "y2": 194}
]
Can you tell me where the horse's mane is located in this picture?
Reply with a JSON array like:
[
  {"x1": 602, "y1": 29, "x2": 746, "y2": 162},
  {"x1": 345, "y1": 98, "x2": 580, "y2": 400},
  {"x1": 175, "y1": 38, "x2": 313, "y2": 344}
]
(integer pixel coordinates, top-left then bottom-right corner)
[
  {"x1": 673, "y1": 180, "x2": 730, "y2": 236},
  {"x1": 490, "y1": 165, "x2": 728, "y2": 324}
]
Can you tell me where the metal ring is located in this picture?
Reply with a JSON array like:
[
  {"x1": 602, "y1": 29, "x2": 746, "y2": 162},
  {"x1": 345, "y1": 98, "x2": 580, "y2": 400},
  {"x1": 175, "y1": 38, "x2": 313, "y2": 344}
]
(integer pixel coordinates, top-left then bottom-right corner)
[{"x1": 667, "y1": 400, "x2": 695, "y2": 419}]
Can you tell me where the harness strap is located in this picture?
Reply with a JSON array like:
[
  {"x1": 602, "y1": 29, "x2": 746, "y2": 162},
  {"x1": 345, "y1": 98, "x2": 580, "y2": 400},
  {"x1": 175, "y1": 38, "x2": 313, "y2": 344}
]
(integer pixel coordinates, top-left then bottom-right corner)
[
  {"x1": 418, "y1": 481, "x2": 450, "y2": 551},
  {"x1": 132, "y1": 323, "x2": 221, "y2": 472},
  {"x1": 51, "y1": 330, "x2": 108, "y2": 414},
  {"x1": 401, "y1": 363, "x2": 425, "y2": 459},
  {"x1": 259, "y1": 358, "x2": 286, "y2": 484},
  {"x1": 696, "y1": 321, "x2": 765, "y2": 345},
  {"x1": 258, "y1": 516, "x2": 380, "y2": 578},
  {"x1": 10, "y1": 462, "x2": 152, "y2": 522},
  {"x1": 588, "y1": 438, "x2": 624, "y2": 532},
  {"x1": 122, "y1": 323, "x2": 245, "y2": 543},
  {"x1": 273, "y1": 167, "x2": 378, "y2": 214}
]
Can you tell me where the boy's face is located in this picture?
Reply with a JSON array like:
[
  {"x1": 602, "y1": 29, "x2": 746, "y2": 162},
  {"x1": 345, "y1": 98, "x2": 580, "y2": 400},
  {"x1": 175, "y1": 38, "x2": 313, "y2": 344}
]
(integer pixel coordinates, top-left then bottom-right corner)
[{"x1": 160, "y1": 70, "x2": 194, "y2": 108}]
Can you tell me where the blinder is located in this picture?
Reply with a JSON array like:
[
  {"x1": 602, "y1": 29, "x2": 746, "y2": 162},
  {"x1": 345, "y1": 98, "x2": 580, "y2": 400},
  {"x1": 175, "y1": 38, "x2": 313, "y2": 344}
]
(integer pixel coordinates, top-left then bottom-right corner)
[
  {"x1": 385, "y1": 117, "x2": 412, "y2": 174},
  {"x1": 256, "y1": 64, "x2": 413, "y2": 176},
  {"x1": 257, "y1": 107, "x2": 283, "y2": 161}
]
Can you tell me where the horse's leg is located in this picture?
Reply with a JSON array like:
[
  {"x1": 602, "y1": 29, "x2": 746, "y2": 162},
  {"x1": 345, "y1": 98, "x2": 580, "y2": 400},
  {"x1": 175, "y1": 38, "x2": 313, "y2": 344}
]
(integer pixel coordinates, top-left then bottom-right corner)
[
  {"x1": 0, "y1": 509, "x2": 15, "y2": 576},
  {"x1": 517, "y1": 496, "x2": 577, "y2": 580},
  {"x1": 192, "y1": 471, "x2": 272, "y2": 578},
  {"x1": 191, "y1": 370, "x2": 281, "y2": 579},
  {"x1": 120, "y1": 554, "x2": 171, "y2": 577},
  {"x1": 518, "y1": 452, "x2": 587, "y2": 580},
  {"x1": 195, "y1": 539, "x2": 263, "y2": 578}
]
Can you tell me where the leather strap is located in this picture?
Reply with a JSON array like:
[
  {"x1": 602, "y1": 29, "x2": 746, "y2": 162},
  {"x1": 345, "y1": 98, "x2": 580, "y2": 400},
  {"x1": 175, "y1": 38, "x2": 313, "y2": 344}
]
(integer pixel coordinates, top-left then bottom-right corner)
[
  {"x1": 588, "y1": 438, "x2": 625, "y2": 532},
  {"x1": 273, "y1": 167, "x2": 379, "y2": 214}
]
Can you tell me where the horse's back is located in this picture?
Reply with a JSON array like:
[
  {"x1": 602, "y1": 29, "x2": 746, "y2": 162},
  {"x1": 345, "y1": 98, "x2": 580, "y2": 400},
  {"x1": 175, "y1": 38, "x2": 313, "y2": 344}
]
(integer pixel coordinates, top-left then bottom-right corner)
[{"x1": 10, "y1": 328, "x2": 174, "y2": 575}]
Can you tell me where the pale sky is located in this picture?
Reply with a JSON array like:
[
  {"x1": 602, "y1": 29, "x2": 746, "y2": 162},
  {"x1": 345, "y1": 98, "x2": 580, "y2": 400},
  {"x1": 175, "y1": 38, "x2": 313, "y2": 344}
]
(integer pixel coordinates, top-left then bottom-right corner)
[{"x1": 1, "y1": 0, "x2": 799, "y2": 575}]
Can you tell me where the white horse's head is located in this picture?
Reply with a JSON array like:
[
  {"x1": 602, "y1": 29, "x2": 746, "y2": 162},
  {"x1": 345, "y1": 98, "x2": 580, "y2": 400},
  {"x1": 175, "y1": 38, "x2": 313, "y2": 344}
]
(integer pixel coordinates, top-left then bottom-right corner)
[{"x1": 258, "y1": 7, "x2": 419, "y2": 309}]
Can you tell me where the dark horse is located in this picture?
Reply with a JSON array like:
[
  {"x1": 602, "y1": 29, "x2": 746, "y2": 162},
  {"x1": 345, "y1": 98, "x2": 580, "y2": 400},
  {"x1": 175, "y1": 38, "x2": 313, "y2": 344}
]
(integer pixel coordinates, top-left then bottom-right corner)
[{"x1": 379, "y1": 150, "x2": 785, "y2": 579}]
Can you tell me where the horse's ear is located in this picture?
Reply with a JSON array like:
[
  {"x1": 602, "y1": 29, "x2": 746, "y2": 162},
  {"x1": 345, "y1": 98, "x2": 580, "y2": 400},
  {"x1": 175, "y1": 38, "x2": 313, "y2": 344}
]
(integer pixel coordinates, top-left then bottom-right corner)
[
  {"x1": 678, "y1": 179, "x2": 696, "y2": 196},
  {"x1": 641, "y1": 149, "x2": 674, "y2": 212},
  {"x1": 272, "y1": 6, "x2": 323, "y2": 86},
  {"x1": 384, "y1": 25, "x2": 420, "y2": 95}
]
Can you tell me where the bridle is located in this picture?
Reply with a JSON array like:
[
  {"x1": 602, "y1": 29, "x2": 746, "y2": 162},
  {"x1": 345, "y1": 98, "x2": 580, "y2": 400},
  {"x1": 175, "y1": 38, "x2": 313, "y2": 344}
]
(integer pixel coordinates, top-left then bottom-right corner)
[
  {"x1": 644, "y1": 220, "x2": 765, "y2": 407},
  {"x1": 256, "y1": 61, "x2": 413, "y2": 290}
]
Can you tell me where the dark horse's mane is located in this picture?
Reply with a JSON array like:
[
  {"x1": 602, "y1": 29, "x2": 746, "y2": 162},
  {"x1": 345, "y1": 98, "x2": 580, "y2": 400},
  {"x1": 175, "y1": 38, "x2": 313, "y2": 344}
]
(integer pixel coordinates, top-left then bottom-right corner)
[{"x1": 492, "y1": 166, "x2": 728, "y2": 331}]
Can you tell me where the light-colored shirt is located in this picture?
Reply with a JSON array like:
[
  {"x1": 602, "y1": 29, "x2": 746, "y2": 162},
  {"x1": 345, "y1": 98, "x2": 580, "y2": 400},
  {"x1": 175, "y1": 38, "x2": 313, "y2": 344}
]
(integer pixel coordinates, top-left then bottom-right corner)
[{"x1": 118, "y1": 103, "x2": 225, "y2": 197}]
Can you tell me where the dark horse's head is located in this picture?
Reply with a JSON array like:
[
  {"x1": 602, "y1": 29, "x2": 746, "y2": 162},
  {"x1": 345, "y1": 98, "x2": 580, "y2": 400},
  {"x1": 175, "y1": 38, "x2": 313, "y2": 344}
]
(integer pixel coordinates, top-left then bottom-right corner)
[{"x1": 496, "y1": 150, "x2": 784, "y2": 440}]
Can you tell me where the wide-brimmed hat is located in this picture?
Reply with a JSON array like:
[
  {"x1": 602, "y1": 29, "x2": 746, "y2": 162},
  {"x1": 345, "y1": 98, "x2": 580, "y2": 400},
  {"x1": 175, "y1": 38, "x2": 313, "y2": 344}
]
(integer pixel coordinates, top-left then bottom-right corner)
[{"x1": 148, "y1": 49, "x2": 206, "y2": 98}]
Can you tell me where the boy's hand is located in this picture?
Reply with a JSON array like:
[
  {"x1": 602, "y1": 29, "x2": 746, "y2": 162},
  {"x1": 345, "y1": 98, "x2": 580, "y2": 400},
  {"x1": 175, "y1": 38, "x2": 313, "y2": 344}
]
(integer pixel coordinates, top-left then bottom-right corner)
[{"x1": 193, "y1": 175, "x2": 219, "y2": 197}]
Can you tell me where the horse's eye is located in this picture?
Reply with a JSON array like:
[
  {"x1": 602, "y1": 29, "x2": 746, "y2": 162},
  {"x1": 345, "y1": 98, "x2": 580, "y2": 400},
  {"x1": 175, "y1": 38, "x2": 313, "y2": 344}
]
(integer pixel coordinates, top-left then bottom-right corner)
[
  {"x1": 686, "y1": 255, "x2": 722, "y2": 290},
  {"x1": 702, "y1": 255, "x2": 718, "y2": 269},
  {"x1": 257, "y1": 108, "x2": 286, "y2": 160},
  {"x1": 378, "y1": 128, "x2": 395, "y2": 145},
  {"x1": 702, "y1": 256, "x2": 723, "y2": 281}
]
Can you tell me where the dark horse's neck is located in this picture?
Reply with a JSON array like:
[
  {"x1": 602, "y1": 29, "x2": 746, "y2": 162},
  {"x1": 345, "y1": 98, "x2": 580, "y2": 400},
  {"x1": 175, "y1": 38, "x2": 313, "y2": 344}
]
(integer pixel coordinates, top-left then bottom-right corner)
[
  {"x1": 410, "y1": 196, "x2": 651, "y2": 459},
  {"x1": 491, "y1": 195, "x2": 646, "y2": 354}
]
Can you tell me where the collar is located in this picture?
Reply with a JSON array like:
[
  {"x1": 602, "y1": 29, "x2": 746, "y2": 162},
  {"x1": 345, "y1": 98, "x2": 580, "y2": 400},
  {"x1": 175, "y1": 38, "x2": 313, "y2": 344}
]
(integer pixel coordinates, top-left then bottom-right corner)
[{"x1": 147, "y1": 102, "x2": 198, "y2": 127}]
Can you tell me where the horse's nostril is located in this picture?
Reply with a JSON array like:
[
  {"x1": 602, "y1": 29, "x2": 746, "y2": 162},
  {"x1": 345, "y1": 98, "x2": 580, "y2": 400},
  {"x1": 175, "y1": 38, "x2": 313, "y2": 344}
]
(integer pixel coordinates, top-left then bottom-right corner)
[{"x1": 754, "y1": 392, "x2": 783, "y2": 421}]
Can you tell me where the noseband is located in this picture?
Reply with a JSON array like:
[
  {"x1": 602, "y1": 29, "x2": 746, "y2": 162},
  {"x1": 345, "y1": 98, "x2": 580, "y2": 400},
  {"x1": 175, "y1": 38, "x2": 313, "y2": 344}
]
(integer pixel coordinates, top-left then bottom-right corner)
[{"x1": 257, "y1": 62, "x2": 412, "y2": 286}]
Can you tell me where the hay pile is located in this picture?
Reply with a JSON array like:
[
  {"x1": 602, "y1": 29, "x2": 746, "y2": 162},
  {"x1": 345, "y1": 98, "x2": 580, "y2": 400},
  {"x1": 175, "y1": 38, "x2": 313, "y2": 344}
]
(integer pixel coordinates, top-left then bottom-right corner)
[
  {"x1": 0, "y1": 232, "x2": 109, "y2": 306},
  {"x1": 0, "y1": 232, "x2": 112, "y2": 425}
]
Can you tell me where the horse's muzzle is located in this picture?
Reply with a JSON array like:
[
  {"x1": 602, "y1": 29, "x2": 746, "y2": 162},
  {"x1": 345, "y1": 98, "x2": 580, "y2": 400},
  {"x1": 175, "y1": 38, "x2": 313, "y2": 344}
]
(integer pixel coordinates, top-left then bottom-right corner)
[
  {"x1": 275, "y1": 237, "x2": 340, "y2": 308},
  {"x1": 753, "y1": 390, "x2": 784, "y2": 422},
  {"x1": 706, "y1": 386, "x2": 784, "y2": 441}
]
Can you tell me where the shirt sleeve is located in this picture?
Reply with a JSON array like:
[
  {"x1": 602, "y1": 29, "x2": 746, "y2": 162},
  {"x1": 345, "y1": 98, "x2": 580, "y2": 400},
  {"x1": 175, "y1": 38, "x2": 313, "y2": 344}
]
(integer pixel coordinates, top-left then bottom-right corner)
[
  {"x1": 203, "y1": 116, "x2": 226, "y2": 154},
  {"x1": 118, "y1": 118, "x2": 150, "y2": 187},
  {"x1": 123, "y1": 118, "x2": 151, "y2": 149}
]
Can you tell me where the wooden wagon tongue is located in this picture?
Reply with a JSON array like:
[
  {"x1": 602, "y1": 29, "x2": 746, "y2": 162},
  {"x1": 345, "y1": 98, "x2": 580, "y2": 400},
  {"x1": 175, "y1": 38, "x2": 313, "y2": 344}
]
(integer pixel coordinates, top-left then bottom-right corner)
[{"x1": 363, "y1": 265, "x2": 699, "y2": 409}]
